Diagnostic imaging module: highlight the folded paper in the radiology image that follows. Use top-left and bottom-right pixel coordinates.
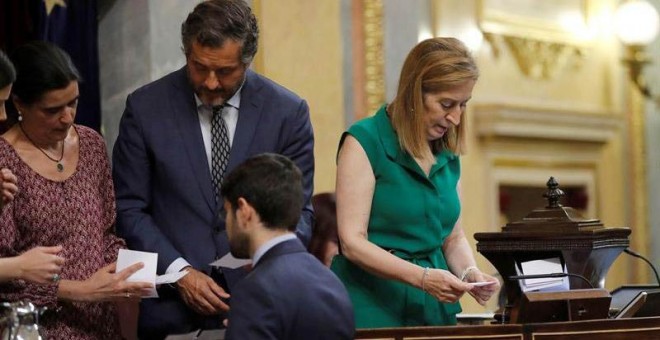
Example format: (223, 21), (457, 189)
(116, 249), (188, 298)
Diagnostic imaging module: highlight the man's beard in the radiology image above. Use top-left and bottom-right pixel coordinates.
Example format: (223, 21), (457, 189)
(195, 86), (230, 105)
(186, 68), (246, 105)
(229, 231), (251, 259)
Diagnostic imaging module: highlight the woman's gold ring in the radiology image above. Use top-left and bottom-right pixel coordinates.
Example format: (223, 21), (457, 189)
(51, 274), (60, 283)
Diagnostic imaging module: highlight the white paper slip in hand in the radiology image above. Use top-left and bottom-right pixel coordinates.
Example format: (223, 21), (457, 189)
(469, 281), (496, 287)
(116, 249), (158, 298)
(210, 252), (252, 269)
(116, 249), (189, 298)
(117, 249), (157, 283)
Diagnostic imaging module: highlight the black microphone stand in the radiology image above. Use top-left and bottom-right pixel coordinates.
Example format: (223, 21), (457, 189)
(623, 248), (660, 287)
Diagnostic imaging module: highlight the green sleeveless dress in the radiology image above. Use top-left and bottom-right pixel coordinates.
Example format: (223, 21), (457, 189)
(331, 105), (462, 328)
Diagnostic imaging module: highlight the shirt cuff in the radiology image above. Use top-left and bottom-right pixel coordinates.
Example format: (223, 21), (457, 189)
(166, 257), (191, 275)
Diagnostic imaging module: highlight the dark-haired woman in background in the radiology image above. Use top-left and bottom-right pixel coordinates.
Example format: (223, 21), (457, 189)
(0, 50), (64, 285)
(308, 193), (340, 267)
(0, 50), (18, 210)
(0, 41), (151, 339)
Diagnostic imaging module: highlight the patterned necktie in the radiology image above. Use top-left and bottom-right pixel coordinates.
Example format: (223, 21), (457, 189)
(211, 105), (231, 201)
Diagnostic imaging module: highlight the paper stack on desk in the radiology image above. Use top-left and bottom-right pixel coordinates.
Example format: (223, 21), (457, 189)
(515, 257), (570, 292)
(116, 249), (188, 298)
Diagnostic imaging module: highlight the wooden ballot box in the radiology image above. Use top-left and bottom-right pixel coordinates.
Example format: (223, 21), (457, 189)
(474, 177), (631, 324)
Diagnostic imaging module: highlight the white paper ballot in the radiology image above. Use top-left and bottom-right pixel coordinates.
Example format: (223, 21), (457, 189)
(117, 249), (157, 284)
(515, 257), (570, 292)
(116, 249), (188, 298)
(116, 249), (158, 297)
(209, 252), (252, 269)
(520, 258), (563, 286)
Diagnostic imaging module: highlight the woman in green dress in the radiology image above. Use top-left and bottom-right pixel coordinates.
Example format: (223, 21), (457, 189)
(332, 37), (500, 328)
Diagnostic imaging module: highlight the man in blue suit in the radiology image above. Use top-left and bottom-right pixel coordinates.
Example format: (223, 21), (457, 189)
(112, 0), (314, 337)
(221, 154), (353, 340)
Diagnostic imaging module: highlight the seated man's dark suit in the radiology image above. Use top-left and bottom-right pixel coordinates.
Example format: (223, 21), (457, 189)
(112, 67), (314, 337)
(225, 238), (354, 340)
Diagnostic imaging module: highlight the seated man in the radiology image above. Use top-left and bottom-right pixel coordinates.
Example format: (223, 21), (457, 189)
(221, 153), (354, 340)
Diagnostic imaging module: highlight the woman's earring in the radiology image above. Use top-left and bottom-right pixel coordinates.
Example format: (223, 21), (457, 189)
(17, 111), (22, 122)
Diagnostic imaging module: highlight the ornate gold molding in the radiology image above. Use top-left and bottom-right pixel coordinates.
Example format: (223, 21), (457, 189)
(499, 35), (585, 79)
(484, 33), (586, 79)
(477, 0), (590, 79)
(363, 0), (385, 115)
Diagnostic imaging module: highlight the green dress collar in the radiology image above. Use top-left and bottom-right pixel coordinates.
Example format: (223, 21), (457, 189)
(374, 105), (457, 181)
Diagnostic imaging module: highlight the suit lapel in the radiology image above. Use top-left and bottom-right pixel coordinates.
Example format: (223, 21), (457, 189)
(226, 70), (264, 174)
(170, 67), (216, 212)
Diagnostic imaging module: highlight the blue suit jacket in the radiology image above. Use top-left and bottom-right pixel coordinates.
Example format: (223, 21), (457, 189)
(225, 238), (354, 340)
(112, 67), (315, 337)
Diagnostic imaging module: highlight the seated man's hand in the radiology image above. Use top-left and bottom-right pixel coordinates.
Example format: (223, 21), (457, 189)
(177, 267), (230, 315)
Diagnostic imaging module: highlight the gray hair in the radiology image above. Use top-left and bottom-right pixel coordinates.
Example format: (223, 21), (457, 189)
(181, 0), (259, 65)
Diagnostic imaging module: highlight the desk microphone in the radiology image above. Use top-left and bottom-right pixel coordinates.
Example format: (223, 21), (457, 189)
(623, 248), (660, 287)
(508, 273), (594, 289)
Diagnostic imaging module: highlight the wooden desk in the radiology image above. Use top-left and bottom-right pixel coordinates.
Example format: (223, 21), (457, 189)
(354, 316), (660, 340)
(523, 317), (660, 340)
(355, 324), (524, 340)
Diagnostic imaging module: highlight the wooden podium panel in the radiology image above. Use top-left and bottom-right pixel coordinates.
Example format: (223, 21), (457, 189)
(516, 289), (611, 323)
(354, 317), (660, 340)
(354, 324), (524, 340)
(526, 317), (660, 340)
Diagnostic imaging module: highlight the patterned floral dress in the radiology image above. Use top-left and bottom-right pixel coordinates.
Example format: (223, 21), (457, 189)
(0, 125), (125, 339)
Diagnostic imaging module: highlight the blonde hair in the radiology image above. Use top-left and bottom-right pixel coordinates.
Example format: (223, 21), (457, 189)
(388, 37), (478, 160)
